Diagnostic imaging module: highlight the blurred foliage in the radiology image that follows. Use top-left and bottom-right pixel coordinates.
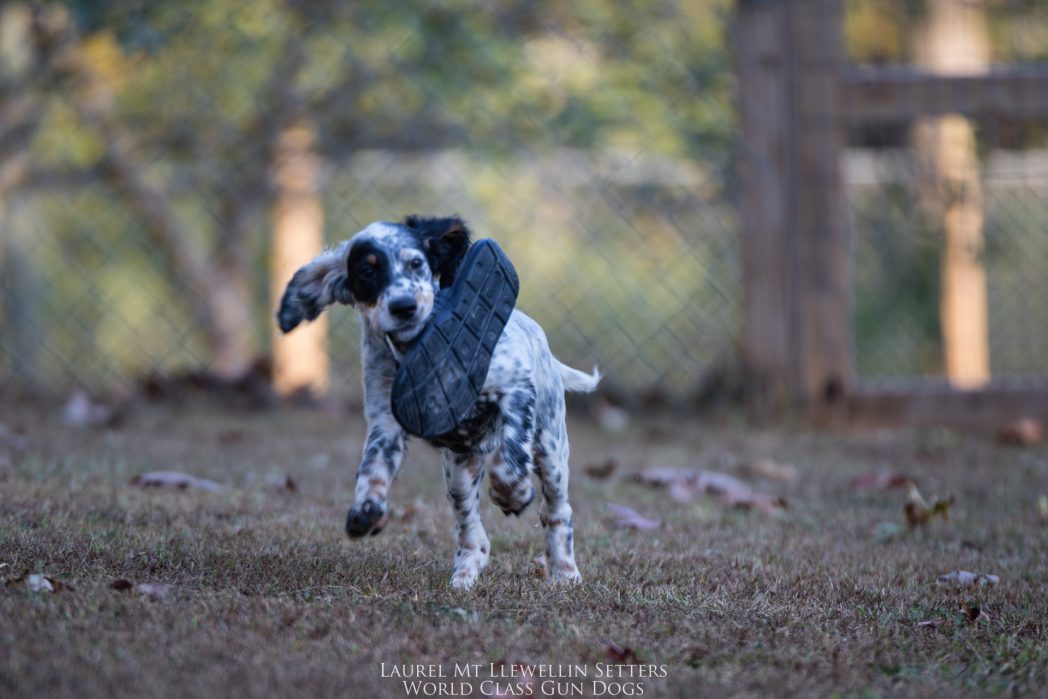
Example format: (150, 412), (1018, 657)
(47, 0), (736, 165)
(2, 0), (739, 395)
(4, 0), (1048, 395)
(845, 0), (1048, 381)
(849, 148), (1048, 381)
(850, 180), (943, 378)
(846, 0), (1048, 65)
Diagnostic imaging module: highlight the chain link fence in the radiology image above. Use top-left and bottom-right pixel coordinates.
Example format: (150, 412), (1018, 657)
(848, 146), (1048, 381)
(845, 0), (1048, 385)
(5, 0), (1048, 406)
(0, 1), (740, 404)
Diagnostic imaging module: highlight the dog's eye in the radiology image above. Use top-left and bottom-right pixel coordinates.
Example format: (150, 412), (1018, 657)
(409, 258), (425, 271)
(359, 265), (375, 280)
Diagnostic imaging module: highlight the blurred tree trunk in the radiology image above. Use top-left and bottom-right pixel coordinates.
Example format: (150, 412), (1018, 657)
(912, 0), (990, 388)
(58, 19), (260, 383)
(205, 260), (257, 380)
(93, 126), (258, 380)
(270, 119), (329, 397)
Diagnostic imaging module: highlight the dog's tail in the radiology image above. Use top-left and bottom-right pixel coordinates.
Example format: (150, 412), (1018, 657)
(556, 360), (601, 393)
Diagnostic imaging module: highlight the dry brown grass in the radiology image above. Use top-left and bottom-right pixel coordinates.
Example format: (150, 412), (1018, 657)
(2, 401), (1047, 698)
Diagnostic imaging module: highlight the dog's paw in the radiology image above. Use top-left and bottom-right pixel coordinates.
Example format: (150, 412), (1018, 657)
(345, 499), (388, 538)
(276, 275), (311, 334)
(450, 569), (480, 590)
(488, 479), (535, 517)
(450, 551), (488, 590)
(547, 559), (582, 585)
(276, 303), (304, 334)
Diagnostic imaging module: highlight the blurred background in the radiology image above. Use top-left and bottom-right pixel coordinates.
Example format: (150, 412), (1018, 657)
(1, 0), (1047, 415)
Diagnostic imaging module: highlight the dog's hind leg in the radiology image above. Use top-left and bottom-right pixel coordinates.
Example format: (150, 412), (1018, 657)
(534, 419), (581, 584)
(443, 450), (491, 589)
(488, 382), (537, 517)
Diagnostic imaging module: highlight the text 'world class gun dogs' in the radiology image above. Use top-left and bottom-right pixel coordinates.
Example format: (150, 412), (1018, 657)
(277, 215), (600, 589)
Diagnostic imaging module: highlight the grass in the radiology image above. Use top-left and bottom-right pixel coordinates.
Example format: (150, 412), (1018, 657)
(2, 401), (1048, 698)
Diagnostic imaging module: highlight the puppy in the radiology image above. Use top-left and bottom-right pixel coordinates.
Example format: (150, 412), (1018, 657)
(277, 215), (599, 588)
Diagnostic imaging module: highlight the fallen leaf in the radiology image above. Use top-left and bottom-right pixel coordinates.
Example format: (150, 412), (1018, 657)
(636, 467), (736, 500)
(904, 509), (928, 529)
(130, 471), (225, 492)
(632, 466), (691, 488)
(584, 458), (617, 480)
(703, 471), (754, 493)
(937, 570), (999, 587)
(721, 491), (788, 514)
(997, 418), (1043, 446)
(605, 641), (638, 664)
(849, 472), (914, 491)
(110, 578), (133, 591)
(593, 400), (630, 432)
(266, 474), (297, 492)
(606, 503), (661, 530)
(27, 574), (54, 593)
(61, 391), (117, 428)
(959, 602), (989, 623)
(904, 483), (953, 528)
(436, 605), (478, 622)
(135, 583), (172, 601)
(532, 555), (548, 579)
(8, 573), (71, 593)
(634, 468), (787, 514)
(931, 498), (953, 521)
(739, 458), (798, 483)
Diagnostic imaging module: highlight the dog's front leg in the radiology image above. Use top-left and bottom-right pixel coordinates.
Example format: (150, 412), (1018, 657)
(443, 451), (490, 589)
(345, 414), (405, 538)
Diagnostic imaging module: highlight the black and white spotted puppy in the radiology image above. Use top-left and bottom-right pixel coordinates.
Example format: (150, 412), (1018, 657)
(277, 215), (599, 588)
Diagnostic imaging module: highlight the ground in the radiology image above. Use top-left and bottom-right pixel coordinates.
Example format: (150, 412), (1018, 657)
(1, 400), (1047, 698)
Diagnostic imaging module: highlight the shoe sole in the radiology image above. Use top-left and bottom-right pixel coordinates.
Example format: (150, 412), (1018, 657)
(392, 239), (519, 439)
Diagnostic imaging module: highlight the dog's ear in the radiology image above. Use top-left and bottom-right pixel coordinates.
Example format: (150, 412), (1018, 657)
(276, 242), (354, 333)
(403, 215), (472, 287)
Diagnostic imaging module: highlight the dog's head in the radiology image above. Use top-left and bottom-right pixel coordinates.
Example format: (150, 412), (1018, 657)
(277, 215), (471, 343)
(347, 215), (472, 342)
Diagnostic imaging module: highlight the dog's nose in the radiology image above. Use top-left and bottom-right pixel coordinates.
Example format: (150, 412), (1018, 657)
(388, 296), (418, 320)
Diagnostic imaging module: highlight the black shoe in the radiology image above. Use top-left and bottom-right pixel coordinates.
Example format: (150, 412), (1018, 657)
(391, 239), (519, 439)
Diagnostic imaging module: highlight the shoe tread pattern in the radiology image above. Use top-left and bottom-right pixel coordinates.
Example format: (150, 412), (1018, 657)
(392, 239), (519, 439)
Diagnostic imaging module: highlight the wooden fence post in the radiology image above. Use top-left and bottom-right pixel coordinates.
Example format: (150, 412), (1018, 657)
(737, 0), (852, 410)
(791, 0), (852, 405)
(737, 0), (794, 408)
